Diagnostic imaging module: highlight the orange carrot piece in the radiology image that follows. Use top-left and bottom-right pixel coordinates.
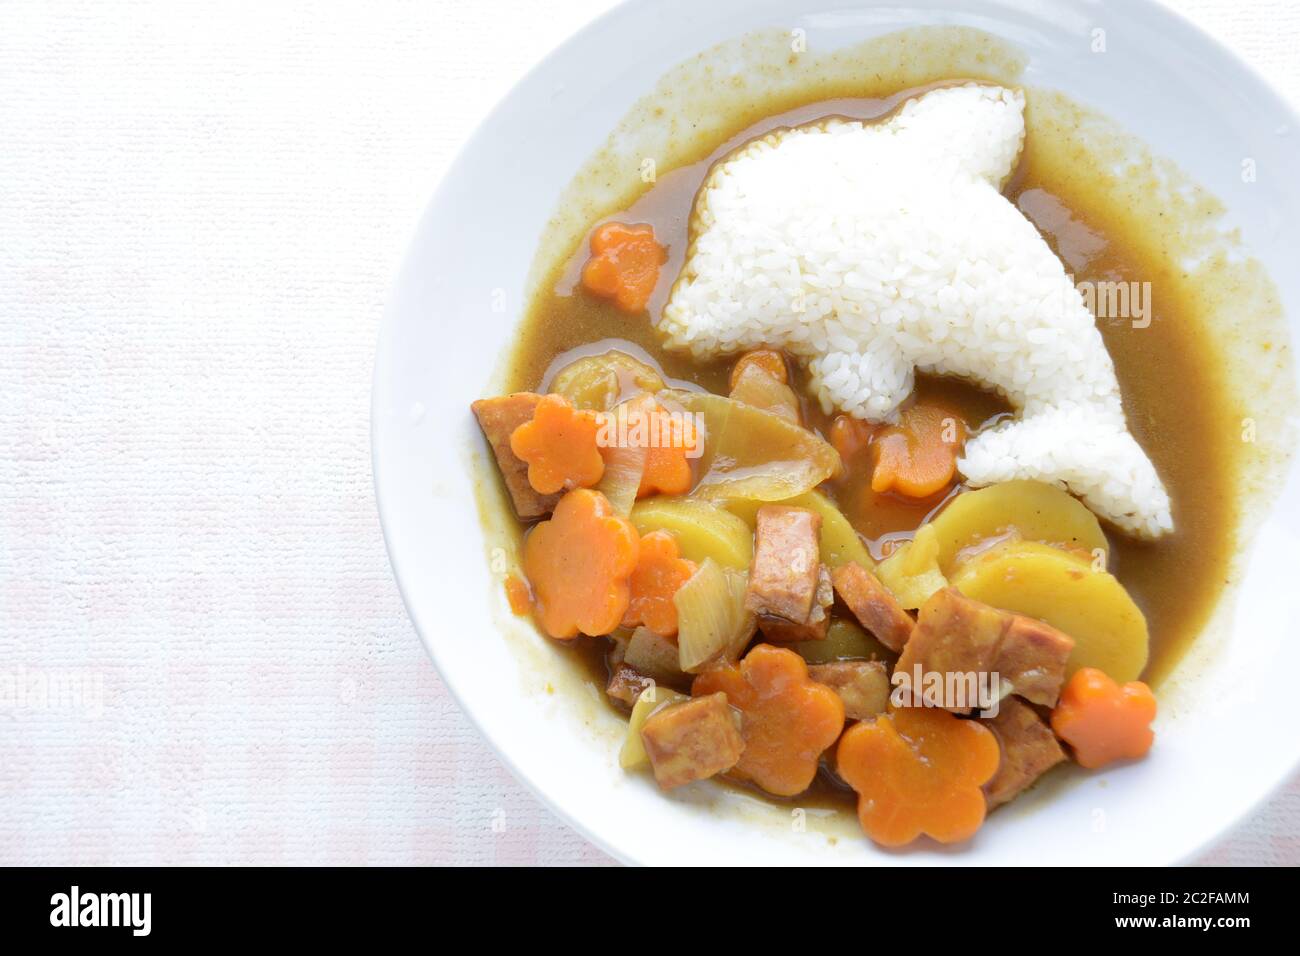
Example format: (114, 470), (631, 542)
(1050, 667), (1156, 769)
(829, 414), (876, 464)
(509, 394), (605, 495)
(580, 222), (667, 313)
(504, 574), (532, 616)
(837, 706), (1000, 847)
(637, 404), (697, 497)
(870, 402), (966, 499)
(728, 349), (789, 390)
(521, 489), (639, 639)
(692, 644), (844, 797)
(622, 530), (697, 639)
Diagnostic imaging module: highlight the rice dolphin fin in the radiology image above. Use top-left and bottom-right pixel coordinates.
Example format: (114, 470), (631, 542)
(660, 83), (1173, 538)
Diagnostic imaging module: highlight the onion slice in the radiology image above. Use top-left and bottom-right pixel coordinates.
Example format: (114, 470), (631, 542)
(674, 558), (757, 673)
(658, 389), (840, 501)
(594, 395), (654, 515)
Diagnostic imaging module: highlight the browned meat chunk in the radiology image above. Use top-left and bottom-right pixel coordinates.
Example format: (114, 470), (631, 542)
(831, 562), (915, 652)
(998, 615), (1074, 708)
(759, 614), (828, 642)
(640, 693), (745, 790)
(808, 661), (891, 721)
(758, 564), (832, 642)
(983, 697), (1066, 807)
(606, 663), (654, 709)
(897, 587), (1004, 683)
(745, 506), (822, 623)
(470, 393), (560, 519)
(897, 589), (1075, 710)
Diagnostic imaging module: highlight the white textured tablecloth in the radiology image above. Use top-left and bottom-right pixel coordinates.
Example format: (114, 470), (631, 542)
(1, 0), (1296, 866)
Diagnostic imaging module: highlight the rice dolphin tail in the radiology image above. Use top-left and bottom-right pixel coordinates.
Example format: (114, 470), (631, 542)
(661, 82), (1174, 538)
(958, 410), (1173, 539)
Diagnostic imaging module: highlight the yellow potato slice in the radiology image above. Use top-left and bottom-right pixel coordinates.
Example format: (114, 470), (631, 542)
(949, 540), (1148, 682)
(929, 480), (1109, 574)
(631, 497), (753, 570)
(874, 524), (948, 610)
(722, 489), (873, 570)
(549, 351), (664, 410)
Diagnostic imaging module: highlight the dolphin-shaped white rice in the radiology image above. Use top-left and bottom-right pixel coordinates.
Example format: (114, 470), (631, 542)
(661, 83), (1172, 538)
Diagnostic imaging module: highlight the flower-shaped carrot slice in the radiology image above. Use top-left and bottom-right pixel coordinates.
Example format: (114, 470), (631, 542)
(581, 222), (667, 313)
(522, 489), (639, 639)
(637, 404), (697, 497)
(622, 530), (697, 638)
(837, 707), (1000, 847)
(1050, 667), (1156, 769)
(509, 394), (605, 495)
(871, 403), (966, 499)
(692, 644), (845, 796)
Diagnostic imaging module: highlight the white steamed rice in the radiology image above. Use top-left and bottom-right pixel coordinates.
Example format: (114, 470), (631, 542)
(660, 83), (1173, 538)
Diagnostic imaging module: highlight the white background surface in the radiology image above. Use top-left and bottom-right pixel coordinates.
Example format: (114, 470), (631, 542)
(2, 0), (1297, 866)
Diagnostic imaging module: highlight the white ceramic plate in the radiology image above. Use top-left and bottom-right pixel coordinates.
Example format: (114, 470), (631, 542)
(374, 0), (1300, 865)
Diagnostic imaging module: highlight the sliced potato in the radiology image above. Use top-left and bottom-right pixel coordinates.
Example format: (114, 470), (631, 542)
(620, 685), (689, 770)
(631, 497), (753, 570)
(723, 489), (872, 570)
(658, 389), (839, 501)
(949, 539), (1148, 682)
(874, 524), (949, 610)
(550, 351), (664, 411)
(929, 480), (1109, 573)
(794, 617), (896, 666)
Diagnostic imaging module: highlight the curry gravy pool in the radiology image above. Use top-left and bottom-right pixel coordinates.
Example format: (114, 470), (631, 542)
(504, 85), (1240, 693)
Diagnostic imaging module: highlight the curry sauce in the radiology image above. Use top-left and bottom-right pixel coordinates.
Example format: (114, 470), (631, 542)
(504, 86), (1238, 690)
